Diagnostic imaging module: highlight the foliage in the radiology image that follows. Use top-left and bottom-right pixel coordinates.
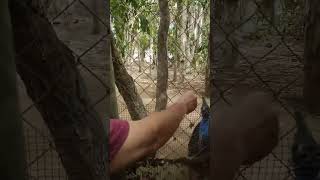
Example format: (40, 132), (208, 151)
(111, 0), (209, 74)
(111, 0), (158, 60)
(110, 0), (303, 75)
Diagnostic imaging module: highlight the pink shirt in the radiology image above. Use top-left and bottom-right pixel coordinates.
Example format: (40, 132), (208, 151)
(109, 119), (129, 162)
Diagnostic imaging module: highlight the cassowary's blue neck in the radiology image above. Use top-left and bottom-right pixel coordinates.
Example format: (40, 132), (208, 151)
(199, 116), (209, 140)
(197, 97), (210, 149)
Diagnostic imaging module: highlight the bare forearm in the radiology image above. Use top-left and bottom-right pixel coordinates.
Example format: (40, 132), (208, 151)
(110, 91), (196, 173)
(145, 102), (187, 151)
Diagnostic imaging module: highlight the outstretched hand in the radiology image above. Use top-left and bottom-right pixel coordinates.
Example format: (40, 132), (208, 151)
(175, 90), (198, 114)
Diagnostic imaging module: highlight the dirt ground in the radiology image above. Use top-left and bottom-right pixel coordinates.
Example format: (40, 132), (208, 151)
(20, 14), (320, 180)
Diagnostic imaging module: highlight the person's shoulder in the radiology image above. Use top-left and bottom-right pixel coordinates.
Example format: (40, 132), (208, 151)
(109, 119), (130, 162)
(110, 119), (129, 131)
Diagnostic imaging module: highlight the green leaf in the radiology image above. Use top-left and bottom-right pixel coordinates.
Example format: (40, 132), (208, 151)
(139, 15), (150, 34)
(126, 0), (139, 9)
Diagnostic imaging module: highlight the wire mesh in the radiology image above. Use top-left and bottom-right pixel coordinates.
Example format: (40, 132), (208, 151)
(15, 0), (109, 179)
(208, 0), (304, 179)
(17, 0), (308, 179)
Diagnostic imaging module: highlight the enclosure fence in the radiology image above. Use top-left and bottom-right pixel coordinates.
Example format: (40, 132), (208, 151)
(18, 0), (307, 179)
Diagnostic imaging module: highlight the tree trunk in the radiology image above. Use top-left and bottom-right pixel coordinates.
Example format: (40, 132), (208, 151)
(106, 1), (126, 178)
(105, 0), (119, 121)
(1, 1), (26, 179)
(111, 37), (148, 120)
(173, 1), (182, 82)
(140, 48), (146, 73)
(185, 2), (193, 75)
(105, 51), (119, 120)
(105, 0), (116, 177)
(150, 38), (154, 75)
(180, 1), (187, 83)
(173, 56), (178, 81)
(155, 0), (170, 111)
(10, 1), (108, 180)
(176, 0), (183, 82)
(153, 36), (158, 68)
(138, 39), (146, 73)
(91, 0), (101, 34)
(127, 28), (138, 63)
(138, 40), (142, 72)
(303, 0), (320, 113)
(173, 28), (178, 82)
(191, 5), (204, 68)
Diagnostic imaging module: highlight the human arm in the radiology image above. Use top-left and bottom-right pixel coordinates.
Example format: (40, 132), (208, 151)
(110, 91), (197, 174)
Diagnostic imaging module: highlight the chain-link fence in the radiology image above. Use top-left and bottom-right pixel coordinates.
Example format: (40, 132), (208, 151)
(15, 0), (109, 179)
(15, 0), (312, 179)
(206, 0), (305, 179)
(114, 0), (307, 179)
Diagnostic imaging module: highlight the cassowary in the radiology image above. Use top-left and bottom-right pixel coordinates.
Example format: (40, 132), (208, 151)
(188, 97), (210, 158)
(186, 97), (210, 179)
(292, 111), (320, 180)
(185, 91), (279, 179)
